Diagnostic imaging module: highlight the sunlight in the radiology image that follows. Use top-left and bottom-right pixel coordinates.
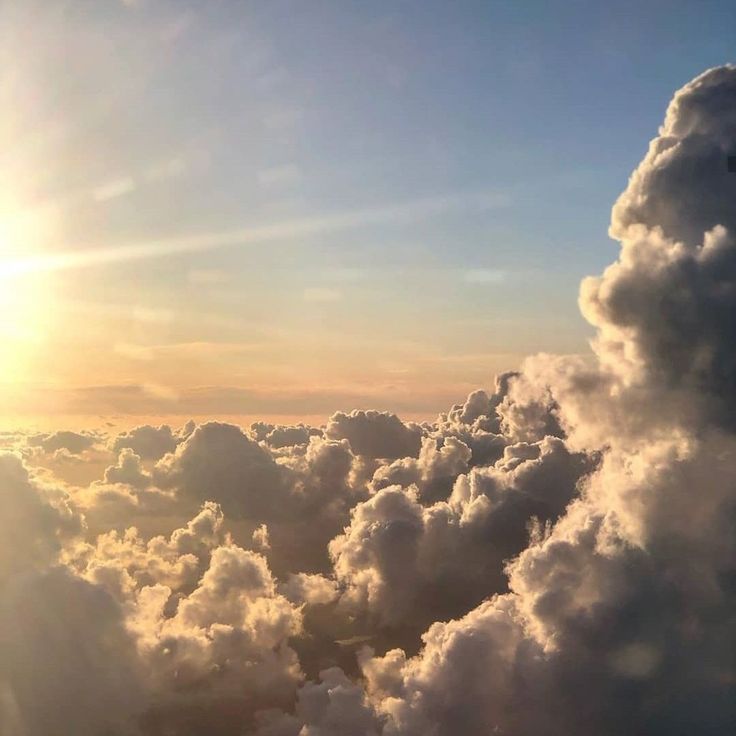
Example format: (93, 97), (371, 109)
(0, 207), (53, 383)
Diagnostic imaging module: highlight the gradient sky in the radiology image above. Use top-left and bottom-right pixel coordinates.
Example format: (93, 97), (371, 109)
(0, 0), (734, 426)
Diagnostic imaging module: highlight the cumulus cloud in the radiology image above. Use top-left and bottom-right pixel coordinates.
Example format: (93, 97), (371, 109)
(331, 435), (591, 641)
(135, 544), (304, 735)
(69, 501), (227, 598)
(0, 455), (143, 736)
(149, 425), (370, 577)
(251, 667), (382, 736)
(611, 65), (736, 247)
(0, 568), (145, 736)
(263, 424), (323, 449)
(581, 65), (736, 425)
(0, 443), (311, 735)
(112, 424), (181, 461)
(104, 447), (153, 490)
(347, 430), (736, 736)
(27, 429), (98, 455)
(582, 224), (736, 423)
(0, 453), (81, 581)
(371, 435), (472, 503)
(154, 422), (291, 520)
(434, 373), (525, 465)
(325, 410), (424, 460)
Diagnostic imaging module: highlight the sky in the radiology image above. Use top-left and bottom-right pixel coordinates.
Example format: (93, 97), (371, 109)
(1, 5), (736, 736)
(1, 0), (735, 426)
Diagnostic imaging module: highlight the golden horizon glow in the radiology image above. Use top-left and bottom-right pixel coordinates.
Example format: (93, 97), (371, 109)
(0, 190), (533, 424)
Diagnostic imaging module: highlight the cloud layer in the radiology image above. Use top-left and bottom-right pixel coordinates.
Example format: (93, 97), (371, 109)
(1, 66), (736, 735)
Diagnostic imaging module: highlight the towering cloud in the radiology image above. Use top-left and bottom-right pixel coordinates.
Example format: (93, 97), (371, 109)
(610, 65), (736, 246)
(583, 65), (736, 422)
(2, 65), (736, 735)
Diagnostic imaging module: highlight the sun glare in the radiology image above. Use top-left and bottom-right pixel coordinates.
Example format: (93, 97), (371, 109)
(0, 207), (53, 384)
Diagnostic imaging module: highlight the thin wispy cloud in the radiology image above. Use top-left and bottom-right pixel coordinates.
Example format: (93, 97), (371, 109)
(0, 190), (510, 279)
(93, 177), (137, 202)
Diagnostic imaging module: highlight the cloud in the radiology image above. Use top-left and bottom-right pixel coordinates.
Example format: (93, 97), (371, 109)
(330, 435), (591, 639)
(252, 667), (382, 736)
(147, 423), (368, 577)
(0, 453), (81, 581)
(112, 424), (181, 461)
(0, 568), (145, 736)
(93, 176), (136, 202)
(70, 502), (227, 598)
(371, 435), (472, 504)
(27, 430), (98, 455)
(3, 66), (736, 736)
(261, 424), (323, 449)
(610, 65), (736, 247)
(0, 458), (308, 735)
(0, 190), (510, 280)
(581, 65), (736, 424)
(349, 430), (736, 736)
(135, 544), (304, 734)
(103, 448), (152, 490)
(325, 410), (424, 460)
(153, 422), (292, 520)
(581, 224), (736, 425)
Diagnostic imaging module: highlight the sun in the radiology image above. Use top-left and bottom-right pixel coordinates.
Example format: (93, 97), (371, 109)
(0, 268), (38, 335)
(0, 206), (54, 384)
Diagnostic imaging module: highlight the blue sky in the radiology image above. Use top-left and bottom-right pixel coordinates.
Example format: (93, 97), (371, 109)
(1, 0), (734, 422)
